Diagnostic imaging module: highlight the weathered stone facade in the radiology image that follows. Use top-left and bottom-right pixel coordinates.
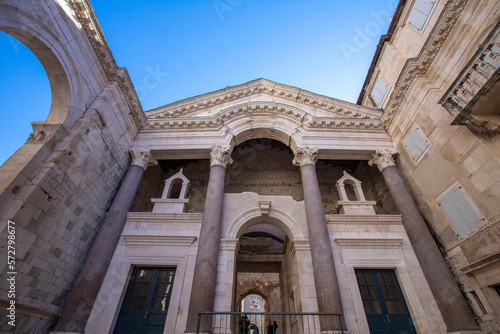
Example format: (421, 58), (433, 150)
(0, 0), (498, 333)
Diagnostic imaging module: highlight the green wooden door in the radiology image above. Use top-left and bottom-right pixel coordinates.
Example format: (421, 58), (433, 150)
(355, 270), (417, 334)
(114, 267), (176, 334)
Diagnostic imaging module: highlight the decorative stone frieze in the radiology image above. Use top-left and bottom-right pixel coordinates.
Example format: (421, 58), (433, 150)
(130, 150), (158, 170)
(381, 0), (470, 127)
(210, 145), (233, 168)
(368, 149), (398, 172)
(142, 102), (386, 132)
(292, 146), (319, 167)
(308, 117), (384, 130)
(146, 78), (382, 120)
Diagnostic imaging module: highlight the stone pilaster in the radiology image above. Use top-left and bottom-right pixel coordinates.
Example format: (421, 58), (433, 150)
(369, 149), (479, 332)
(52, 150), (157, 333)
(185, 145), (232, 333)
(293, 146), (344, 330)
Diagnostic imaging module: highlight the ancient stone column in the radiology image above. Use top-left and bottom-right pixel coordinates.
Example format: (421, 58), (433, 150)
(293, 147), (344, 330)
(369, 149), (479, 332)
(52, 150), (157, 334)
(185, 145), (233, 333)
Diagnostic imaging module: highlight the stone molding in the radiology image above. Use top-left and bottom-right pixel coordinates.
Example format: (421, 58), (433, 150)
(219, 239), (239, 251)
(291, 239), (311, 253)
(368, 149), (398, 172)
(335, 238), (403, 249)
(146, 78), (382, 120)
(381, 0), (470, 127)
(210, 145), (233, 168)
(292, 146), (318, 167)
(326, 214), (402, 224)
(122, 235), (197, 247)
(142, 102), (385, 132)
(69, 0), (146, 130)
(129, 150), (158, 170)
(27, 121), (70, 148)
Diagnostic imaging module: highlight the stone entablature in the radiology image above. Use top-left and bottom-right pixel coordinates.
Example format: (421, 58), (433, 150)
(134, 81), (394, 161)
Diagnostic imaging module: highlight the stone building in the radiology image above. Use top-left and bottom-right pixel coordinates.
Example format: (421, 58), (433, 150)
(0, 0), (498, 333)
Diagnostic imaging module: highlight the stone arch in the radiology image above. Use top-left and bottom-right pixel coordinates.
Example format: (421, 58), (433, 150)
(226, 208), (304, 241)
(0, 3), (86, 127)
(218, 102), (307, 150)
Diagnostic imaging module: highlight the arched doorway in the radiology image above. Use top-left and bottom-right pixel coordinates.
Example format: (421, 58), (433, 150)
(233, 220), (298, 333)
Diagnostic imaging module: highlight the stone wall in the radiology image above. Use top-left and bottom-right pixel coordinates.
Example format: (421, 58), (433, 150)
(0, 117), (133, 332)
(0, 1), (141, 332)
(358, 0), (500, 331)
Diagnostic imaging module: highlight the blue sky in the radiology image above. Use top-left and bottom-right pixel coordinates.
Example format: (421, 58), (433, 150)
(0, 0), (396, 165)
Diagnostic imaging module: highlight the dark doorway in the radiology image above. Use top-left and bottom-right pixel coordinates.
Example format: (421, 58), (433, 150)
(114, 267), (176, 334)
(355, 269), (416, 334)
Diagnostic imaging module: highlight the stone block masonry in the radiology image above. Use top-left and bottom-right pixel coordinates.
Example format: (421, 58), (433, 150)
(0, 122), (131, 332)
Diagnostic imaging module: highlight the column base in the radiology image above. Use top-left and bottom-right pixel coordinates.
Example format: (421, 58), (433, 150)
(49, 332), (84, 334)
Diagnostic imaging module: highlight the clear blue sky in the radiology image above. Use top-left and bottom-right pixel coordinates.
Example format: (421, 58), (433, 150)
(0, 0), (397, 165)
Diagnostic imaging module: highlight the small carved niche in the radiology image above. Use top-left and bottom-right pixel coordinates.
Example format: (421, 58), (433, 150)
(152, 169), (191, 213)
(161, 169), (190, 199)
(336, 171), (366, 202)
(334, 171), (376, 215)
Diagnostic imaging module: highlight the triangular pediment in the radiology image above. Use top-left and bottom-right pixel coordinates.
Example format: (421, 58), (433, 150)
(145, 78), (382, 120)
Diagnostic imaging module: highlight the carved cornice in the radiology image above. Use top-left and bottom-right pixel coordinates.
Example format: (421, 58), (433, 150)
(292, 146), (319, 167)
(335, 238), (403, 249)
(69, 0), (146, 130)
(142, 102), (385, 132)
(210, 145), (233, 168)
(146, 79), (382, 120)
(27, 121), (70, 148)
(368, 149), (399, 172)
(130, 150), (158, 169)
(308, 117), (385, 131)
(381, 0), (469, 127)
(122, 235), (197, 247)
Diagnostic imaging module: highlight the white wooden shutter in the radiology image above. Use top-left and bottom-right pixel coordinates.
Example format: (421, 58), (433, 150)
(405, 126), (429, 161)
(408, 0), (435, 30)
(372, 75), (388, 107)
(438, 186), (484, 236)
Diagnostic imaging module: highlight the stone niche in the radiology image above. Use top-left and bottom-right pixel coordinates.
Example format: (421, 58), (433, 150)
(151, 169), (191, 213)
(333, 171), (376, 215)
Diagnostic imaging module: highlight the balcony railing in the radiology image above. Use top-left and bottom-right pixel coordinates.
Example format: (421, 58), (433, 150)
(196, 311), (345, 334)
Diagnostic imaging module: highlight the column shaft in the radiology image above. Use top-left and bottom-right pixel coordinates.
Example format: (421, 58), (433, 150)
(300, 164), (344, 318)
(53, 164), (146, 333)
(381, 165), (478, 331)
(185, 146), (231, 333)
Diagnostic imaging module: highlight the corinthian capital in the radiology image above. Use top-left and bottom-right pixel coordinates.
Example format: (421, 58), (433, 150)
(130, 150), (158, 170)
(292, 146), (319, 167)
(210, 145), (233, 168)
(368, 149), (398, 172)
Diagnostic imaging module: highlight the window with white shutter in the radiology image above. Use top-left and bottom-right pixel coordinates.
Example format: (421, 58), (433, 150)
(404, 126), (429, 161)
(371, 74), (388, 107)
(407, 0), (435, 30)
(438, 185), (484, 237)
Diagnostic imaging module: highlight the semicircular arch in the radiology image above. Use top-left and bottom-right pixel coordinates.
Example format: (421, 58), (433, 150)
(226, 207), (304, 241)
(216, 101), (310, 149)
(0, 4), (85, 127)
